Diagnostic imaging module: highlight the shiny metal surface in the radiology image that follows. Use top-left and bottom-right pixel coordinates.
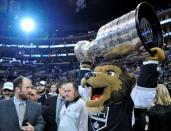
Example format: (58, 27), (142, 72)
(74, 2), (163, 63)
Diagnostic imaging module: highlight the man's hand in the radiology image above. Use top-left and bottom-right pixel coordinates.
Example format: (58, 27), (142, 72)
(21, 122), (34, 131)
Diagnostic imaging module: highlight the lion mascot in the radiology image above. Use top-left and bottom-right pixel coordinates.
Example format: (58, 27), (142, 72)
(74, 2), (164, 130)
(131, 47), (165, 131)
(81, 62), (136, 131)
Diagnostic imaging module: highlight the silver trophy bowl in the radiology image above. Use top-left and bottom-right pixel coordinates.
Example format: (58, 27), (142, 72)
(74, 2), (163, 63)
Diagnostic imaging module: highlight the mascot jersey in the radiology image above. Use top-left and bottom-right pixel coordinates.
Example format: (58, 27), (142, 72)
(81, 64), (136, 131)
(88, 97), (133, 131)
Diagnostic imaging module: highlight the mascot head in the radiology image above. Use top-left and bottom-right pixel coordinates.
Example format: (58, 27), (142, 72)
(81, 63), (136, 112)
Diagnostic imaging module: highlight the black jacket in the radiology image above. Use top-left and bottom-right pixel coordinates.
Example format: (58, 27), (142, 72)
(147, 104), (171, 131)
(43, 95), (57, 131)
(38, 93), (51, 105)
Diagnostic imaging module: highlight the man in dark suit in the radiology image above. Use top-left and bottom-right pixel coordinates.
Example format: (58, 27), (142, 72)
(0, 76), (45, 131)
(43, 82), (65, 131)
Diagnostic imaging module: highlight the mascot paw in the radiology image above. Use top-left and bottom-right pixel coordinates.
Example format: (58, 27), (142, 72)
(80, 61), (92, 69)
(148, 47), (165, 61)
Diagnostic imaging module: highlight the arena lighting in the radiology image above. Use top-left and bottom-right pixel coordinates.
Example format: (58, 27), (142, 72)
(160, 18), (171, 25)
(31, 54), (41, 57)
(21, 18), (35, 32)
(50, 44), (76, 48)
(68, 53), (75, 56)
(23, 54), (75, 57)
(57, 54), (67, 56)
(163, 32), (171, 37)
(42, 54), (49, 57)
(38, 45), (49, 48)
(50, 45), (65, 48)
(66, 44), (76, 47)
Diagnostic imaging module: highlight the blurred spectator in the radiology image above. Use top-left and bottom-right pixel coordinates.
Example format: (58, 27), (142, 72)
(29, 88), (39, 103)
(1, 82), (14, 100)
(131, 57), (162, 131)
(48, 83), (57, 96)
(147, 84), (171, 131)
(43, 82), (66, 131)
(37, 80), (51, 105)
(0, 88), (2, 99)
(78, 61), (92, 100)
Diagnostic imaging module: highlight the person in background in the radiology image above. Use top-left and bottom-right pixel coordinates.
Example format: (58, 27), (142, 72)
(1, 82), (14, 100)
(29, 88), (39, 103)
(58, 82), (88, 131)
(131, 47), (165, 131)
(147, 84), (171, 131)
(37, 80), (51, 105)
(0, 88), (3, 99)
(0, 76), (45, 131)
(78, 61), (92, 100)
(48, 83), (57, 96)
(43, 82), (66, 131)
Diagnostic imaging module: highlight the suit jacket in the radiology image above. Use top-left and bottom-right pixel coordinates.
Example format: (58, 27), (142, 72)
(43, 95), (57, 131)
(0, 98), (45, 131)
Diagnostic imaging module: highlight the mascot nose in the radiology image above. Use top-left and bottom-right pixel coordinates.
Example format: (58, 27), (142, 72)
(85, 72), (96, 80)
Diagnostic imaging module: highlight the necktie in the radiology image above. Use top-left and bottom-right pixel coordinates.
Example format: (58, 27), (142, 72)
(56, 99), (63, 125)
(19, 103), (26, 126)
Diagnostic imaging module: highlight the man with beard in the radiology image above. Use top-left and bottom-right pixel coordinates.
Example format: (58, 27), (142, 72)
(0, 76), (45, 131)
(1, 82), (14, 100)
(37, 80), (51, 105)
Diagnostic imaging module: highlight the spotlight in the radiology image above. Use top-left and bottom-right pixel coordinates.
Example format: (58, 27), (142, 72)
(21, 18), (35, 32)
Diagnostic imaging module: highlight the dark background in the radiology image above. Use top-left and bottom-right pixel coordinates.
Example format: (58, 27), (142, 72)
(0, 0), (170, 37)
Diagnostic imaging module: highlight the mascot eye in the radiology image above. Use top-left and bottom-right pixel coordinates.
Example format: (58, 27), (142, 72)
(107, 71), (115, 76)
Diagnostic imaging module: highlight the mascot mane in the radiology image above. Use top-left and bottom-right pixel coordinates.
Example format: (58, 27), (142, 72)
(81, 62), (136, 112)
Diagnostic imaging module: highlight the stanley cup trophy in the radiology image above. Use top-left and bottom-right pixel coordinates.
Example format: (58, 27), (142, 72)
(74, 2), (163, 63)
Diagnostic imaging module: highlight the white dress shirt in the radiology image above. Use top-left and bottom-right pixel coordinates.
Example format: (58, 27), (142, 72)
(58, 98), (88, 131)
